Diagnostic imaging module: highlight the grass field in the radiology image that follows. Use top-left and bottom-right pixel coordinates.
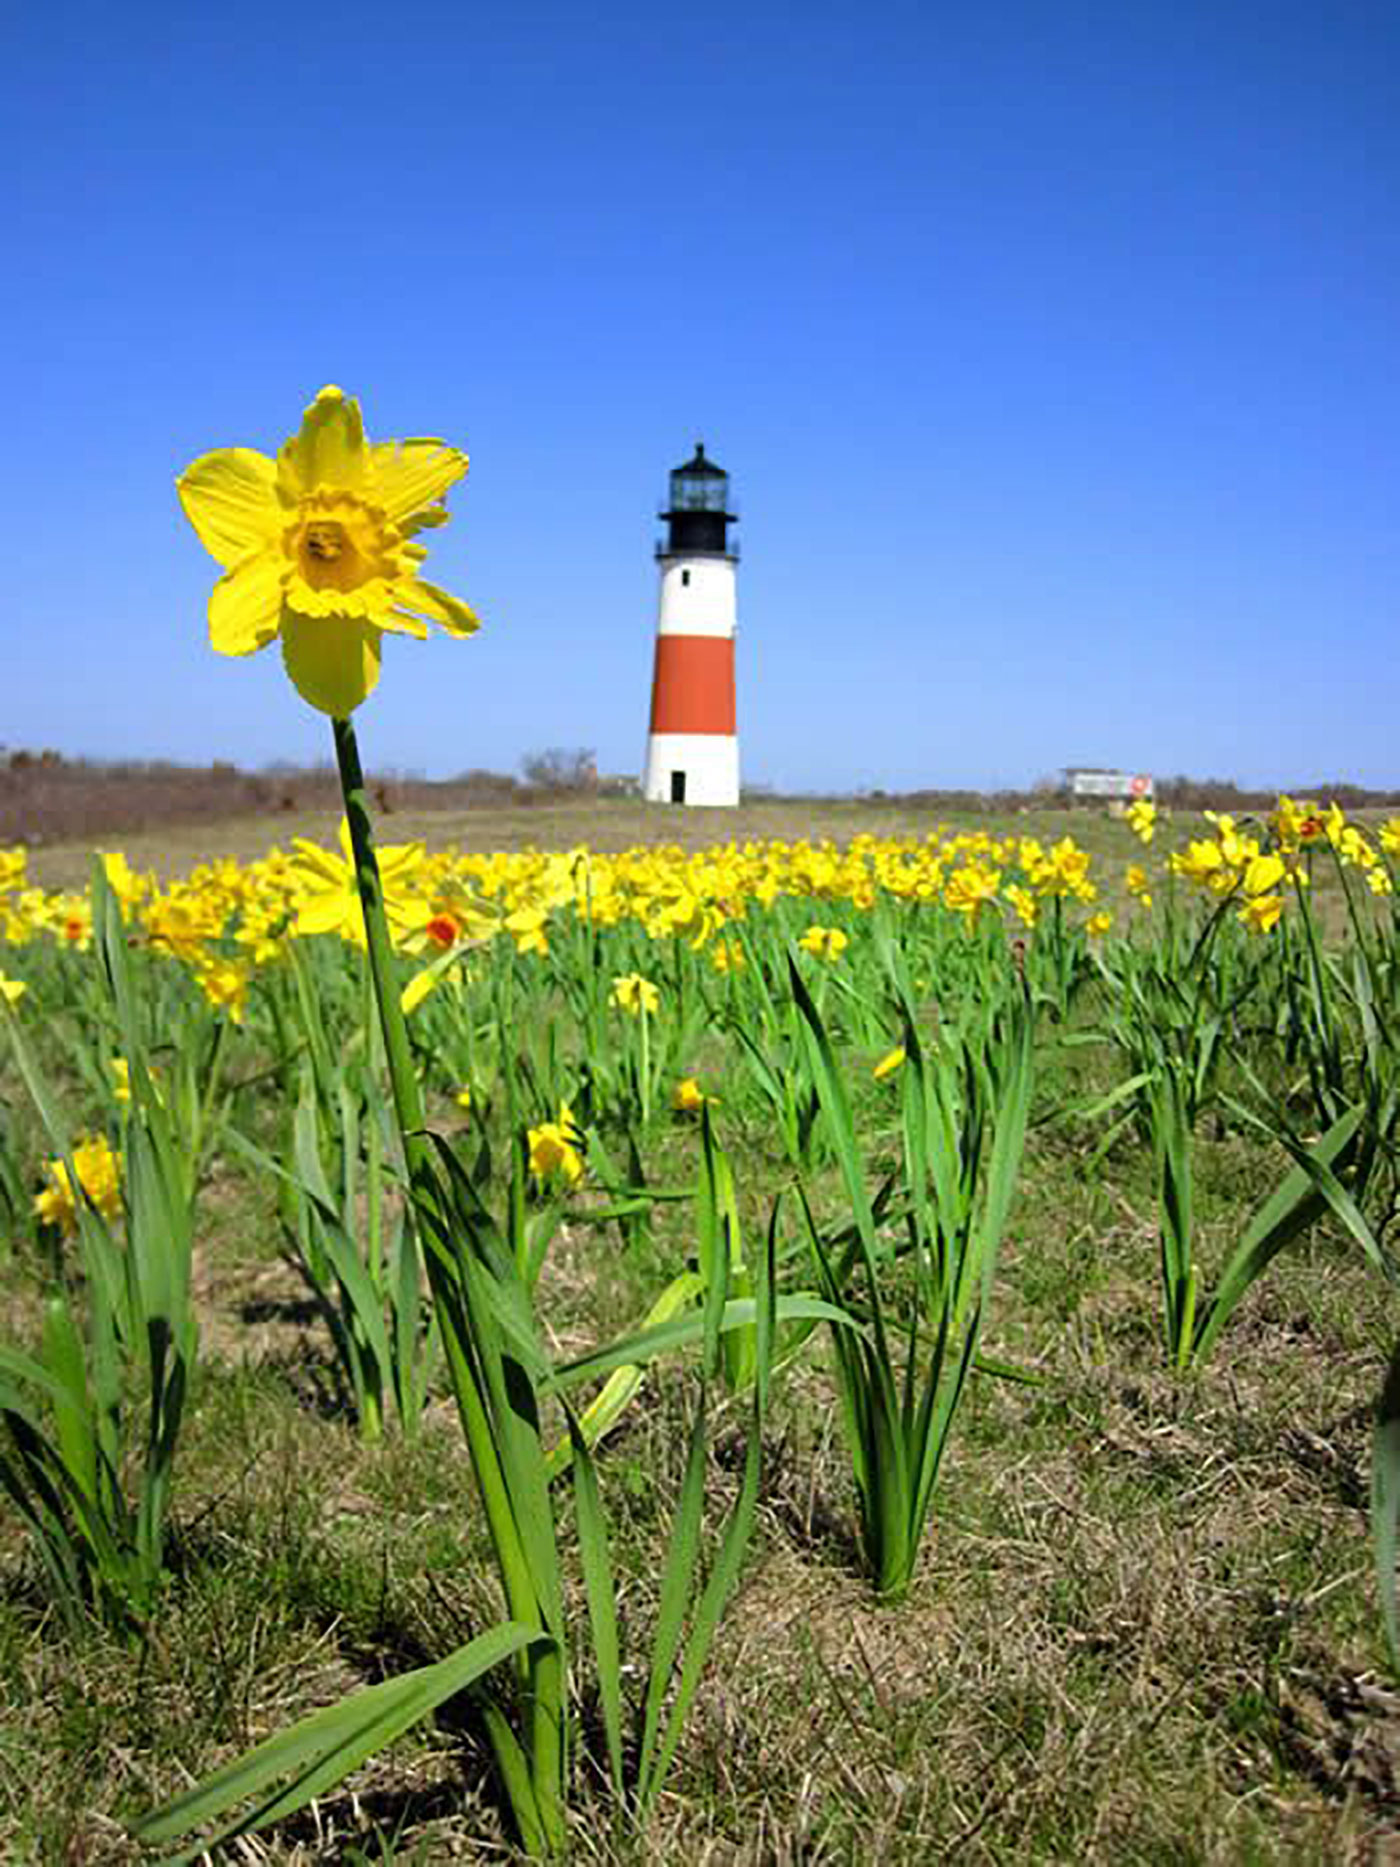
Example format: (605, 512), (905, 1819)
(2, 796), (1398, 1862)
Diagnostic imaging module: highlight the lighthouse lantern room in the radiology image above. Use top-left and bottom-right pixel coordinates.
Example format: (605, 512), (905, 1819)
(643, 443), (740, 807)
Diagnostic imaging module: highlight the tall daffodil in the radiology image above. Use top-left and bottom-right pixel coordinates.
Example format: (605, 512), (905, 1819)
(177, 386), (477, 715)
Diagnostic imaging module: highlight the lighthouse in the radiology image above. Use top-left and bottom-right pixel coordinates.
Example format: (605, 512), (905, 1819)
(643, 443), (740, 807)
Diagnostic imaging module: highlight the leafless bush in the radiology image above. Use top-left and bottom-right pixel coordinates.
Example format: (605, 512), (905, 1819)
(519, 747), (598, 795)
(0, 751), (530, 845)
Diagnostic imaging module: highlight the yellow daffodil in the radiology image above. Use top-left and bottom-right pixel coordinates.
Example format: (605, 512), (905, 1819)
(505, 904), (551, 956)
(1125, 800), (1156, 844)
(1273, 796), (1318, 851)
(34, 1135), (123, 1234)
(1238, 892), (1284, 935)
(797, 925), (849, 961)
(872, 1044), (906, 1080)
(177, 385), (478, 716)
(0, 848), (28, 892)
(1241, 853), (1286, 899)
(673, 1076), (718, 1113)
(710, 939), (746, 973)
(1085, 911), (1113, 939)
(1170, 839), (1227, 889)
(196, 955), (250, 1023)
(943, 867), (1001, 917)
(1125, 863), (1154, 909)
(101, 852), (151, 911)
(1004, 883), (1038, 928)
(47, 895), (94, 950)
(528, 1103), (585, 1187)
(144, 890), (225, 962)
(1379, 818), (1400, 857)
(288, 821), (426, 947)
(109, 1057), (164, 1105)
(454, 1086), (474, 1113)
(611, 973), (659, 1016)
(0, 970), (27, 1007)
(1337, 826), (1377, 870)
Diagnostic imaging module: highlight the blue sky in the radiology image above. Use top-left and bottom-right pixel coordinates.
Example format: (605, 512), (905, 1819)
(3, 1), (1395, 793)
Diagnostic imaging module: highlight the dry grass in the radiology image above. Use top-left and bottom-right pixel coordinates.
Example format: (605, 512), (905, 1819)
(3, 1093), (1396, 1863)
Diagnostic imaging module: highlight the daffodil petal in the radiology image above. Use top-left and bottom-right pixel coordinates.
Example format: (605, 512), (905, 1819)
(280, 608), (381, 716)
(177, 448), (281, 567)
(370, 440), (469, 522)
(208, 549), (284, 655)
(397, 578), (481, 638)
(296, 895), (357, 937)
(400, 507), (450, 539)
(279, 386), (366, 499)
(377, 609), (430, 641)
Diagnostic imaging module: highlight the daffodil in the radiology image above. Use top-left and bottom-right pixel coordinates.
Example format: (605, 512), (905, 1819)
(872, 1044), (906, 1080)
(505, 904), (551, 956)
(144, 890), (225, 962)
(1272, 796), (1320, 851)
(177, 385), (478, 716)
(288, 821), (426, 947)
(1125, 863), (1154, 909)
(109, 1057), (164, 1105)
(1170, 839), (1227, 890)
(797, 925), (849, 960)
(943, 867), (1001, 918)
(34, 1135), (123, 1234)
(0, 970), (27, 1007)
(611, 973), (659, 1016)
(673, 1076), (717, 1113)
(1125, 800), (1157, 844)
(1241, 853), (1286, 898)
(101, 852), (151, 911)
(1004, 883), (1038, 928)
(710, 939), (746, 973)
(1238, 893), (1284, 935)
(528, 1103), (585, 1187)
(196, 955), (250, 1023)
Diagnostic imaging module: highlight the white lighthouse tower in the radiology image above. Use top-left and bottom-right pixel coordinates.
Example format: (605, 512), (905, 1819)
(643, 443), (740, 807)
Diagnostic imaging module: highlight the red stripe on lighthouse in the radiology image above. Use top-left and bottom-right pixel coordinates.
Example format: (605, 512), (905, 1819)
(649, 635), (736, 735)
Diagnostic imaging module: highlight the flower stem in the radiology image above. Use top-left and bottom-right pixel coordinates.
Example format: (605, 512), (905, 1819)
(331, 714), (565, 1855)
(331, 718), (428, 1155)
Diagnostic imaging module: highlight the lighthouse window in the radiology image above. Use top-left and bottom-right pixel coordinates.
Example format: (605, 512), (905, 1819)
(680, 569), (691, 586)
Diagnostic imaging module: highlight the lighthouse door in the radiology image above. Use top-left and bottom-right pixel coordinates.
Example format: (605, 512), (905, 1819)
(670, 770), (687, 804)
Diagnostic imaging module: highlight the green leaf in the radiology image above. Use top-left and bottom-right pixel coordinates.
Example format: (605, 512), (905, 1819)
(551, 1295), (855, 1392)
(1192, 1105), (1366, 1364)
(565, 1411), (625, 1798)
(1374, 1339), (1400, 1672)
(134, 1622), (539, 1856)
